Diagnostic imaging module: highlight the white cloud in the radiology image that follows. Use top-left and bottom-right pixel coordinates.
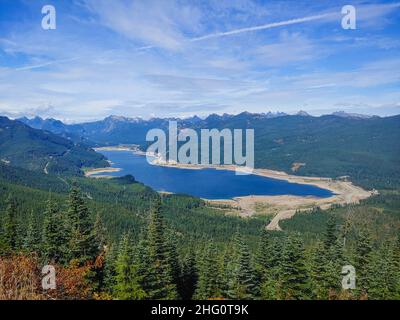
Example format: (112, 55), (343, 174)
(83, 0), (201, 50)
(254, 32), (323, 66)
(292, 58), (400, 89)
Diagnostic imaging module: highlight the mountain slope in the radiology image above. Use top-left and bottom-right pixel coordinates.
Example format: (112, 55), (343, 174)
(213, 114), (400, 189)
(0, 116), (109, 175)
(177, 112), (399, 189)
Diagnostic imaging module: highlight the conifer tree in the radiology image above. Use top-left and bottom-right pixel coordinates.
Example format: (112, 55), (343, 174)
(113, 234), (146, 300)
(321, 217), (344, 297)
(194, 241), (221, 299)
(165, 231), (182, 297)
(310, 241), (328, 299)
(93, 213), (107, 252)
(143, 199), (178, 299)
(268, 238), (283, 277)
(393, 235), (400, 299)
(23, 209), (39, 252)
(354, 229), (373, 297)
(260, 273), (277, 300)
(179, 251), (198, 300)
(324, 216), (337, 251)
(2, 195), (18, 253)
(227, 232), (259, 300)
(259, 236), (282, 300)
(102, 243), (118, 295)
(42, 199), (67, 264)
(367, 242), (396, 300)
(66, 186), (99, 264)
(255, 229), (271, 279)
(220, 245), (234, 298)
(279, 234), (309, 299)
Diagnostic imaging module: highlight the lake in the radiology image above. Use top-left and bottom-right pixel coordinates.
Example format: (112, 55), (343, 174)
(94, 150), (334, 200)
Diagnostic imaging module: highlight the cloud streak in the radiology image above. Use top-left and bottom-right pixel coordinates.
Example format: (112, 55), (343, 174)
(190, 12), (336, 42)
(15, 57), (81, 71)
(189, 2), (400, 42)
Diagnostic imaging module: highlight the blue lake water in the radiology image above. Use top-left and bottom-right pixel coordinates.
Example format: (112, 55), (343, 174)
(94, 150), (334, 200)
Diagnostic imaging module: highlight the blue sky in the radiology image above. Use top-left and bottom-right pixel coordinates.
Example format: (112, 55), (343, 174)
(0, 0), (399, 122)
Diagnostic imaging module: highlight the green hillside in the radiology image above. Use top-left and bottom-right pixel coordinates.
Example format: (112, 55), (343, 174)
(1, 161), (398, 300)
(0, 116), (109, 175)
(202, 114), (400, 189)
(0, 161), (266, 251)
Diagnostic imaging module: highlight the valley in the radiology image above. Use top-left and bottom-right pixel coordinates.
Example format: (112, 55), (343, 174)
(88, 146), (374, 230)
(1, 113), (399, 300)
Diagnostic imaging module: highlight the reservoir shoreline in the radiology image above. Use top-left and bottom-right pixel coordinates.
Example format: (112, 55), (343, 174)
(86, 145), (375, 230)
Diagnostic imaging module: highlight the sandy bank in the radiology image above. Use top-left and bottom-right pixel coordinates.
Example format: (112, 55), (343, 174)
(84, 167), (121, 177)
(94, 145), (139, 152)
(155, 161), (375, 230)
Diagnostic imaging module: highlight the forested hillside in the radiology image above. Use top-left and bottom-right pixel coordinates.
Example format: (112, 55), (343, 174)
(1, 176), (399, 300)
(0, 117), (108, 175)
(190, 113), (400, 189)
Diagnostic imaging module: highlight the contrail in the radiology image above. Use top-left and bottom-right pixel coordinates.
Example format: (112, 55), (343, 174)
(190, 12), (337, 42)
(15, 57), (80, 71)
(190, 2), (400, 42)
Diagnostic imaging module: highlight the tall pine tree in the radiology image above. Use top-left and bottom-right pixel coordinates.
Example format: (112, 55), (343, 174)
(65, 186), (99, 264)
(319, 216), (344, 298)
(23, 209), (39, 252)
(179, 250), (198, 300)
(142, 199), (178, 299)
(227, 232), (259, 300)
(310, 241), (329, 299)
(279, 234), (309, 299)
(113, 234), (146, 300)
(255, 229), (271, 280)
(42, 199), (68, 264)
(367, 242), (396, 299)
(194, 241), (222, 299)
(1, 195), (18, 254)
(354, 229), (373, 298)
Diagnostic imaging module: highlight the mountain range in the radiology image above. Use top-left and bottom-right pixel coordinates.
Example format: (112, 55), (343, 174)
(17, 111), (375, 144)
(3, 110), (399, 189)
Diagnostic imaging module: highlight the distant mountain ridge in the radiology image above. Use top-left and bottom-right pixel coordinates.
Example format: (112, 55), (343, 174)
(331, 111), (377, 119)
(17, 112), (289, 146)
(17, 110), (379, 131)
